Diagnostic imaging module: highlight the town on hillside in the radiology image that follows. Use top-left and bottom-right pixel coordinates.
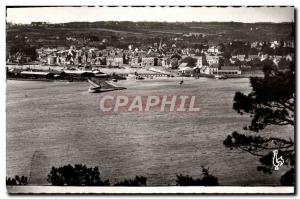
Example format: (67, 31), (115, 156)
(6, 21), (294, 80)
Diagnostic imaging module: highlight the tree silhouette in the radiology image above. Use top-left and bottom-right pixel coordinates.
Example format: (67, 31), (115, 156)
(176, 167), (219, 186)
(180, 56), (197, 67)
(10, 45), (38, 61)
(114, 176), (147, 186)
(6, 175), (28, 185)
(47, 164), (110, 186)
(223, 58), (295, 185)
(171, 54), (182, 60)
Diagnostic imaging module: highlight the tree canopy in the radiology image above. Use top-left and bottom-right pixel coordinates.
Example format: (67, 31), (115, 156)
(176, 167), (219, 186)
(223, 58), (295, 185)
(47, 164), (110, 186)
(180, 56), (197, 67)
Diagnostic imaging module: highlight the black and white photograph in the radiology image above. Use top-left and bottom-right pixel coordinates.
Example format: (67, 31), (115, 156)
(5, 6), (295, 194)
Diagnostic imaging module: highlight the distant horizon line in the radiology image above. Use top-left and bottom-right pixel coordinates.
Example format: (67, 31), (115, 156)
(7, 6), (294, 24)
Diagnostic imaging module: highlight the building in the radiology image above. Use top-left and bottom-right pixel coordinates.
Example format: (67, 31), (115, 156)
(283, 41), (294, 48)
(250, 42), (259, 48)
(207, 46), (219, 54)
(232, 54), (246, 61)
(260, 54), (269, 61)
(161, 57), (170, 67)
(286, 54), (293, 62)
(273, 55), (283, 66)
(240, 65), (264, 76)
(178, 66), (193, 76)
(47, 56), (57, 65)
(155, 58), (162, 66)
(206, 55), (219, 65)
(178, 62), (188, 70)
(31, 22), (48, 27)
(114, 57), (123, 66)
(141, 57), (154, 67)
(106, 56), (123, 67)
(201, 64), (218, 75)
(270, 41), (280, 49)
(130, 57), (141, 67)
(195, 56), (202, 67)
(215, 66), (242, 75)
(94, 57), (102, 66)
(247, 54), (260, 61)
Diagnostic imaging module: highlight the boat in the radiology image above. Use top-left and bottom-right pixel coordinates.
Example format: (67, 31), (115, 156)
(88, 87), (103, 93)
(87, 78), (126, 93)
(214, 74), (221, 79)
(214, 74), (227, 79)
(136, 76), (145, 80)
(179, 80), (184, 85)
(88, 78), (103, 93)
(92, 69), (101, 74)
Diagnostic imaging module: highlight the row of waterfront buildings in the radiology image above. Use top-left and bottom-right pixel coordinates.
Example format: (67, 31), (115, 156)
(7, 39), (294, 77)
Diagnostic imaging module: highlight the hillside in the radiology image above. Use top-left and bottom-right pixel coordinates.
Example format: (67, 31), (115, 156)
(6, 21), (294, 51)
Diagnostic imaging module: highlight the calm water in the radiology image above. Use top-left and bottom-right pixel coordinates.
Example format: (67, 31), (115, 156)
(6, 78), (292, 185)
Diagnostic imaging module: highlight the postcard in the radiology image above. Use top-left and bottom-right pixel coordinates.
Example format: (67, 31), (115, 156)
(6, 6), (295, 194)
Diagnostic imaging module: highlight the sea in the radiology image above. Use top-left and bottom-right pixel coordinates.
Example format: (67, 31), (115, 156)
(6, 77), (293, 186)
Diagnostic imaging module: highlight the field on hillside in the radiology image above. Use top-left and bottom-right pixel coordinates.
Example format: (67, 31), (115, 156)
(7, 22), (294, 51)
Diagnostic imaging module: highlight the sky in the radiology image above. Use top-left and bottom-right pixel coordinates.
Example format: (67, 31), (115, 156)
(6, 6), (294, 24)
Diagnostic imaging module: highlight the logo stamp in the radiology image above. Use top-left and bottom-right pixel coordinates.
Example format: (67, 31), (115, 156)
(273, 150), (284, 170)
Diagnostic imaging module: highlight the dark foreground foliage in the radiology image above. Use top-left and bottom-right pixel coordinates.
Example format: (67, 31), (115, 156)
(6, 175), (28, 185)
(224, 58), (295, 186)
(9, 165), (218, 186)
(114, 176), (147, 186)
(280, 168), (295, 186)
(176, 167), (219, 186)
(47, 164), (110, 186)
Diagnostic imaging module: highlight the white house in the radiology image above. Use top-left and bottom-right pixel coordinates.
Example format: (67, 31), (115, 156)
(201, 64), (218, 75)
(193, 56), (202, 68)
(206, 55), (220, 65)
(207, 46), (219, 54)
(141, 57), (154, 67)
(106, 56), (123, 67)
(130, 57), (141, 67)
(178, 66), (193, 76)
